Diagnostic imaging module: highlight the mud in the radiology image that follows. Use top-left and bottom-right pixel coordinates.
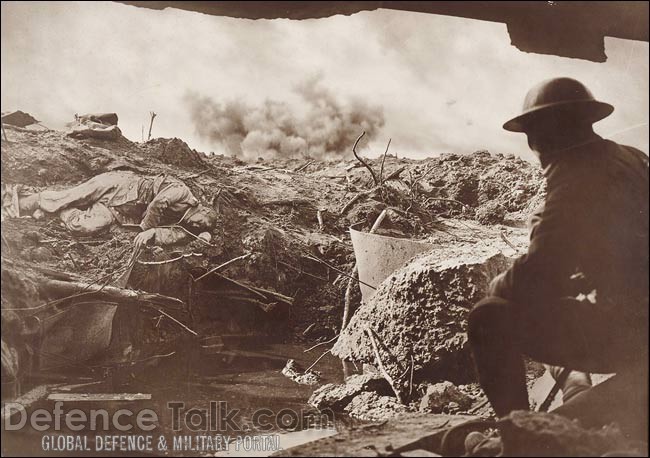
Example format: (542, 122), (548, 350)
(141, 137), (207, 169)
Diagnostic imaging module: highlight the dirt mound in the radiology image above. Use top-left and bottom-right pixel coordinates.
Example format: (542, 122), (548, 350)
(429, 151), (545, 219)
(329, 151), (545, 226)
(1, 127), (544, 348)
(141, 137), (206, 169)
(331, 246), (513, 384)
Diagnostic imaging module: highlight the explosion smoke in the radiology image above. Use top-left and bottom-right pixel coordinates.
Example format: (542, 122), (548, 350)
(185, 76), (385, 160)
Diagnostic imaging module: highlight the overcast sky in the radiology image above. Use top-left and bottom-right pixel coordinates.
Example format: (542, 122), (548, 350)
(2, 1), (648, 161)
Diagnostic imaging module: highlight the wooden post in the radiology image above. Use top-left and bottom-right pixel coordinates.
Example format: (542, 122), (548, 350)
(147, 111), (157, 141)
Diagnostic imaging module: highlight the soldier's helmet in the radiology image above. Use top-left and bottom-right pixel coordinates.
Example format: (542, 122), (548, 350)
(503, 77), (613, 133)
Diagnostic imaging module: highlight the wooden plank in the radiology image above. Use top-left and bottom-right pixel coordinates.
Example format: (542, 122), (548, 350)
(47, 393), (151, 402)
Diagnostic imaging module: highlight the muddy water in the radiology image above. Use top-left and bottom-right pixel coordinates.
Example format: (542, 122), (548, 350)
(2, 343), (347, 457)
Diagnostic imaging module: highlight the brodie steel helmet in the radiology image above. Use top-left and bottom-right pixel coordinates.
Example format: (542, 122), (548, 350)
(503, 77), (614, 133)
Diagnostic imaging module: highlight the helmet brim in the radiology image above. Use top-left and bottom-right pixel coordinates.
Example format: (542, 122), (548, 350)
(503, 100), (614, 133)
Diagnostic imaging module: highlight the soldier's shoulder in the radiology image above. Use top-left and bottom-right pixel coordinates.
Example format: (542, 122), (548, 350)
(605, 139), (648, 162)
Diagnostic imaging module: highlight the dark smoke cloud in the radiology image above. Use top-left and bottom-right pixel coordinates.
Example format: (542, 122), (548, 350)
(185, 75), (384, 160)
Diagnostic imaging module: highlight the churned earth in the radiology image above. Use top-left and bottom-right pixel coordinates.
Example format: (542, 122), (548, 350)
(2, 124), (571, 456)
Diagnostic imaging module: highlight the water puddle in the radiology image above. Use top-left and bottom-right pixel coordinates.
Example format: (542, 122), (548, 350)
(2, 342), (347, 456)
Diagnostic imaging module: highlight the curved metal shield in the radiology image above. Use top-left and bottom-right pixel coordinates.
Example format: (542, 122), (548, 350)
(350, 228), (435, 301)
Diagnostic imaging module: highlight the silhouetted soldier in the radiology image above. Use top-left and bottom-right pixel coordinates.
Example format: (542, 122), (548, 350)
(468, 78), (648, 437)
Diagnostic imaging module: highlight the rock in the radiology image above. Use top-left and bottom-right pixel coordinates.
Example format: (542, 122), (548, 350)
(419, 381), (473, 414)
(308, 373), (391, 411)
(281, 359), (320, 386)
(332, 248), (512, 383)
(344, 391), (407, 422)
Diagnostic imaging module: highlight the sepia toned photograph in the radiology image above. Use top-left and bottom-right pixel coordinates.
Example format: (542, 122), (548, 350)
(1, 1), (648, 456)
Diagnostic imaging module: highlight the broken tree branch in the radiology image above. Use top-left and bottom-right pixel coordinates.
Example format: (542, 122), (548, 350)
(137, 252), (203, 265)
(211, 272), (293, 306)
(500, 230), (520, 254)
(146, 307), (197, 336)
(40, 278), (185, 311)
(365, 327), (403, 404)
(379, 138), (392, 183)
(423, 197), (469, 209)
(339, 167), (405, 215)
(352, 131), (379, 186)
(340, 193), (365, 215)
(304, 334), (339, 353)
(294, 160), (314, 173)
(278, 260), (329, 283)
(341, 275), (356, 333)
(409, 354), (415, 397)
(303, 252), (376, 290)
(305, 349), (331, 373)
(193, 253), (251, 282)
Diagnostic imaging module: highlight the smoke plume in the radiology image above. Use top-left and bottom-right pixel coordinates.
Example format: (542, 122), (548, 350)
(185, 75), (385, 160)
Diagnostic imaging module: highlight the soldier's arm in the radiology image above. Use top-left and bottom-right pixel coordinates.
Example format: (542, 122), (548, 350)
(140, 186), (187, 230)
(152, 227), (189, 245)
(133, 227), (189, 249)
